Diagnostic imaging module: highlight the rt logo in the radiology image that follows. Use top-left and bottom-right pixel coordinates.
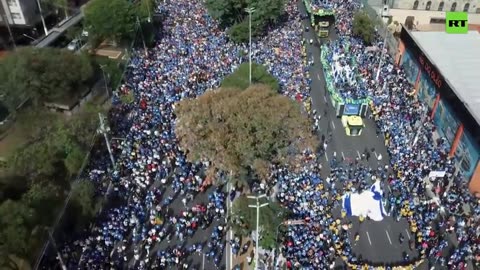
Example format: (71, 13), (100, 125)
(446, 12), (468, 33)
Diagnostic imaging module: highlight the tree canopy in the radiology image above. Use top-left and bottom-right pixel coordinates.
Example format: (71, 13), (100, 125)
(352, 11), (375, 45)
(231, 195), (289, 249)
(84, 0), (142, 44)
(221, 63), (279, 92)
(206, 0), (286, 43)
(175, 85), (318, 185)
(0, 47), (93, 112)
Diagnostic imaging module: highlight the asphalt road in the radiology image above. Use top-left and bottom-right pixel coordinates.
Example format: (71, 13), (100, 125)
(297, 1), (418, 265)
(124, 177), (225, 270)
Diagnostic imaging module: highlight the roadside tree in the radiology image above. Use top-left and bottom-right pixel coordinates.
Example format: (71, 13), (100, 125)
(352, 11), (375, 45)
(84, 0), (137, 44)
(206, 0), (286, 43)
(0, 47), (93, 112)
(175, 85), (318, 186)
(221, 63), (279, 92)
(231, 195), (289, 249)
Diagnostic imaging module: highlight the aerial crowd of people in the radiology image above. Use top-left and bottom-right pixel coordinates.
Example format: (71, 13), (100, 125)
(37, 0), (479, 269)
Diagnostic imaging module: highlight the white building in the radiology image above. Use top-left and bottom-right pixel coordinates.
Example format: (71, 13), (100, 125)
(0, 0), (43, 27)
(388, 0), (480, 13)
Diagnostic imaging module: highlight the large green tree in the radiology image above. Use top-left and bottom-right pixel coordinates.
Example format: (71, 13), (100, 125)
(231, 195), (289, 249)
(0, 200), (36, 258)
(8, 106), (100, 178)
(84, 0), (137, 44)
(206, 0), (286, 43)
(221, 63), (279, 92)
(352, 11), (375, 45)
(175, 85), (318, 185)
(0, 47), (93, 112)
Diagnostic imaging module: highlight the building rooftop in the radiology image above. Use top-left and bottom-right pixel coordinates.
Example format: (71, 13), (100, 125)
(410, 30), (480, 125)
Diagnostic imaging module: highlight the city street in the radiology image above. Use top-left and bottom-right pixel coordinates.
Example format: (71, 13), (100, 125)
(297, 1), (418, 265)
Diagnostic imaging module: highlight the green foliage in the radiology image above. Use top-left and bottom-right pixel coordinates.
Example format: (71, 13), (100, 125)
(175, 85), (318, 184)
(0, 47), (93, 111)
(206, 0), (285, 43)
(64, 144), (87, 176)
(221, 63), (279, 92)
(0, 200), (36, 257)
(22, 182), (63, 226)
(231, 196), (289, 249)
(352, 11), (375, 45)
(120, 91), (135, 104)
(8, 106), (99, 178)
(84, 0), (137, 44)
(72, 180), (97, 218)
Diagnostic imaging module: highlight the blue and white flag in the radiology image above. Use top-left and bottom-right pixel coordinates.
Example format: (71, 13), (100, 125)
(342, 181), (388, 221)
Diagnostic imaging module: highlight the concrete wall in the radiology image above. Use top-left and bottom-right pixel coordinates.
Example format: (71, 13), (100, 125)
(390, 0), (480, 13)
(388, 8), (480, 25)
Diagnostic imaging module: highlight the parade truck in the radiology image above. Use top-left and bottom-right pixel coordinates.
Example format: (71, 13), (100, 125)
(303, 0), (334, 38)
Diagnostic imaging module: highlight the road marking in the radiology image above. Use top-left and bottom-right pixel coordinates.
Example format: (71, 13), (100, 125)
(323, 95), (327, 102)
(317, 74), (321, 80)
(374, 151), (378, 159)
(325, 152), (329, 162)
(331, 121), (335, 130)
(341, 151), (345, 160)
(385, 230), (393, 245)
(356, 150), (361, 159)
(405, 229), (411, 240)
(387, 185), (392, 193)
(366, 231), (372, 245)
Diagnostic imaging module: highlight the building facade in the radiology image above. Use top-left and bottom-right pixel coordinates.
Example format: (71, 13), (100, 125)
(389, 0), (480, 13)
(0, 0), (42, 27)
(395, 27), (480, 196)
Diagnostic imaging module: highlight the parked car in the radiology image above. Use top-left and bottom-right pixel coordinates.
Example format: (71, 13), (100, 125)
(67, 39), (82, 51)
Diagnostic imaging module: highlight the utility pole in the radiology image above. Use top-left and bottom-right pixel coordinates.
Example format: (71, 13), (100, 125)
(1, 13), (16, 49)
(245, 7), (255, 85)
(47, 230), (67, 270)
(35, 0), (49, 35)
(247, 194), (268, 270)
(136, 16), (147, 55)
(99, 64), (110, 98)
(97, 113), (115, 195)
(98, 113), (115, 168)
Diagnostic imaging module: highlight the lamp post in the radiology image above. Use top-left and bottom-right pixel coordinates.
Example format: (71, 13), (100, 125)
(247, 194), (268, 270)
(99, 64), (109, 98)
(35, 0), (49, 35)
(245, 7), (256, 85)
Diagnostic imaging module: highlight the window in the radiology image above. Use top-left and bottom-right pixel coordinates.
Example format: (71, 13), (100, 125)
(413, 0), (419, 9)
(464, 3), (470, 12)
(426, 1), (432, 10)
(7, 0), (17, 7)
(451, 2), (457, 11)
(11, 12), (21, 20)
(477, 8), (480, 13)
(438, 1), (444, 11)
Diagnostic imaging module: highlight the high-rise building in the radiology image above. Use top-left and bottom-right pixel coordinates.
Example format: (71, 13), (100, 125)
(0, 0), (43, 27)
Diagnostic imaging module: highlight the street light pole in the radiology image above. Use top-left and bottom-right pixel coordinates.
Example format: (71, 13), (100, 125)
(99, 64), (109, 98)
(245, 7), (255, 85)
(47, 229), (67, 270)
(97, 113), (116, 196)
(375, 15), (389, 82)
(248, 194), (268, 270)
(35, 0), (49, 35)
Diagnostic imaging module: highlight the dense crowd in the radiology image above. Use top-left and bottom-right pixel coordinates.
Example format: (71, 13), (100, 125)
(38, 0), (480, 268)
(40, 0), (313, 269)
(289, 0), (479, 268)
